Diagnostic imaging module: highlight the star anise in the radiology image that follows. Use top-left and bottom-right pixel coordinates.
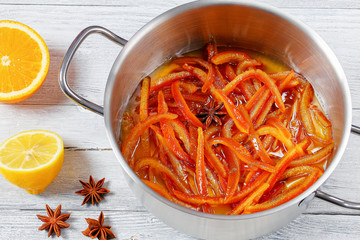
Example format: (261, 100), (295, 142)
(82, 211), (116, 240)
(75, 175), (110, 205)
(36, 204), (71, 237)
(196, 99), (227, 128)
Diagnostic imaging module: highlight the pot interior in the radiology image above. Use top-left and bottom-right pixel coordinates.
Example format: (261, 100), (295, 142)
(106, 0), (350, 214)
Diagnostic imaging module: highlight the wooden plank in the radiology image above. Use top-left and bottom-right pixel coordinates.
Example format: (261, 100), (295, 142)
(0, 0), (359, 9)
(0, 109), (360, 212)
(264, 214), (360, 240)
(0, 151), (140, 210)
(1, 5), (360, 107)
(1, 111), (359, 239)
(1, 209), (360, 240)
(1, 2), (360, 239)
(0, 105), (110, 149)
(1, 123), (360, 214)
(0, 209), (192, 240)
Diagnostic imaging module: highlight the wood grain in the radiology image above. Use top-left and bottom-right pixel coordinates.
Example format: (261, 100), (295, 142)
(1, 4), (360, 107)
(0, 105), (109, 149)
(0, 0), (359, 9)
(1, 210), (360, 240)
(1, 136), (360, 214)
(1, 1), (360, 239)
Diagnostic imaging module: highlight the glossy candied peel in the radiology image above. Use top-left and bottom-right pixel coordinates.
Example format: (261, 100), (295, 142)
(120, 44), (334, 215)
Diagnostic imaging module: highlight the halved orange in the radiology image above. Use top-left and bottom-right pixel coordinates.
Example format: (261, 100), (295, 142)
(0, 20), (50, 103)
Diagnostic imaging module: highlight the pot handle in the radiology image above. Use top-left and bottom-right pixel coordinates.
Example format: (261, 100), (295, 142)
(314, 125), (360, 209)
(59, 26), (128, 116)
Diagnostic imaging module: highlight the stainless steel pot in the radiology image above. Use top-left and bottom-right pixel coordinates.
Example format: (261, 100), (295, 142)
(59, 0), (360, 239)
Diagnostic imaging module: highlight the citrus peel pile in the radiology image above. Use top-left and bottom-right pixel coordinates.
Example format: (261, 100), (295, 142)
(121, 43), (334, 215)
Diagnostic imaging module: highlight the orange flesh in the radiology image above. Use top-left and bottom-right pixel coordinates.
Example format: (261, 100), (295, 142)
(0, 27), (42, 92)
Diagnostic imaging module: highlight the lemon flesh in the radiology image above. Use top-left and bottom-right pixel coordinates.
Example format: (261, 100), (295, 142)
(0, 130), (64, 194)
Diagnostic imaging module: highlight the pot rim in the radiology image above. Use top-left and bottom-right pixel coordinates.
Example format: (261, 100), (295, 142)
(104, 0), (352, 220)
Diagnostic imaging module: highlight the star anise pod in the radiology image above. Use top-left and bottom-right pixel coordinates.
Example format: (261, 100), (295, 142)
(196, 99), (227, 128)
(36, 204), (71, 237)
(75, 175), (110, 205)
(82, 211), (116, 240)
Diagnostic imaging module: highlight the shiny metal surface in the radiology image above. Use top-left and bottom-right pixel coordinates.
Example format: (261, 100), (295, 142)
(351, 124), (360, 135)
(103, 1), (351, 239)
(59, 26), (127, 116)
(313, 127), (360, 209)
(316, 190), (360, 210)
(61, 0), (355, 239)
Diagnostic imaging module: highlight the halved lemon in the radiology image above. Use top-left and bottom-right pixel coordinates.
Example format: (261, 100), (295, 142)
(0, 130), (64, 194)
(0, 20), (50, 103)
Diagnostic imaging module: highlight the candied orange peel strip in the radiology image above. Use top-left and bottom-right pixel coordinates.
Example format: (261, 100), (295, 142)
(120, 43), (334, 215)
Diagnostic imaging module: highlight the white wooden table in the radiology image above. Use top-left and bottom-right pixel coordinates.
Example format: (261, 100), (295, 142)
(1, 0), (360, 239)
